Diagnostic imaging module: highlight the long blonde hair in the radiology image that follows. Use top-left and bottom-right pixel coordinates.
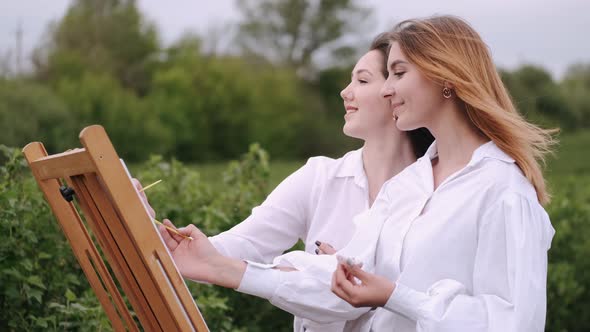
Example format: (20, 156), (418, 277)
(387, 15), (557, 205)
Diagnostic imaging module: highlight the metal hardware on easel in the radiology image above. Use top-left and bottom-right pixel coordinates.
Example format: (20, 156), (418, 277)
(59, 185), (75, 202)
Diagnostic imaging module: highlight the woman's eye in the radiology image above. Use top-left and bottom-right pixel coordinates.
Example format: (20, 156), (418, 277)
(394, 72), (405, 78)
(358, 79), (368, 84)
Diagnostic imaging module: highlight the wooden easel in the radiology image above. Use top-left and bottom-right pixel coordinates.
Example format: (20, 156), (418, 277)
(23, 125), (209, 332)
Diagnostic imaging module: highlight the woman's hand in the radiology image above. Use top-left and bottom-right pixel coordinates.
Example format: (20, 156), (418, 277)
(331, 262), (395, 308)
(131, 178), (156, 219)
(315, 240), (337, 255)
(159, 219), (246, 289)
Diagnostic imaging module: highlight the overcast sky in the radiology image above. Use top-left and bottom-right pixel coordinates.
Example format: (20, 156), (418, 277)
(1, 0), (588, 79)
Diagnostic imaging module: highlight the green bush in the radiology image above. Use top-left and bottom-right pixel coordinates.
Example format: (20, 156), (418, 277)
(55, 73), (173, 160)
(148, 46), (345, 161)
(0, 80), (77, 153)
(544, 173), (590, 331)
(134, 143), (293, 331)
(0, 144), (292, 331)
(3, 140), (590, 331)
(0, 145), (104, 331)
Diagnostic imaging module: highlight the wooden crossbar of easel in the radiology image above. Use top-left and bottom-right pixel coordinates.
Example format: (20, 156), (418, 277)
(23, 125), (209, 332)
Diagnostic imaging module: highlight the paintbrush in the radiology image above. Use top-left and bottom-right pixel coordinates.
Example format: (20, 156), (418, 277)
(154, 219), (194, 241)
(139, 179), (162, 192)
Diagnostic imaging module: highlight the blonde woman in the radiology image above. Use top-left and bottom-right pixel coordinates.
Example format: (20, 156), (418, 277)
(326, 16), (557, 330)
(157, 16), (555, 331)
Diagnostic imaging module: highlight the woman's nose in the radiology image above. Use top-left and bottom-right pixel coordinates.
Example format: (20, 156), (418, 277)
(380, 81), (394, 99)
(340, 85), (353, 101)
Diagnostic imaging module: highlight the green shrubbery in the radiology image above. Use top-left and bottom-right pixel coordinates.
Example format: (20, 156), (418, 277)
(544, 174), (590, 331)
(0, 145), (103, 331)
(0, 144), (292, 331)
(2, 0), (589, 330)
(2, 139), (590, 331)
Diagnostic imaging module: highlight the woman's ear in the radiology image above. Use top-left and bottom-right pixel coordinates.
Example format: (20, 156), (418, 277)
(443, 81), (455, 90)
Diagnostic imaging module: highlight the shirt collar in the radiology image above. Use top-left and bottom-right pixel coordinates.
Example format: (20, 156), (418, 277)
(421, 140), (515, 165)
(471, 140), (515, 164)
(335, 148), (367, 188)
(412, 140), (515, 194)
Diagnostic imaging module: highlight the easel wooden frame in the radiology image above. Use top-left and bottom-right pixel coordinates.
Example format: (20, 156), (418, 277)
(23, 125), (209, 332)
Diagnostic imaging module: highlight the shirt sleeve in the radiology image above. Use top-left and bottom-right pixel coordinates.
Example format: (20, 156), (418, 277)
(209, 158), (322, 263)
(235, 203), (394, 323)
(237, 254), (372, 323)
(383, 193), (555, 331)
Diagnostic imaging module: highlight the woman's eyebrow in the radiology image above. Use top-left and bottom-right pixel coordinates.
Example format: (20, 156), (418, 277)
(388, 60), (408, 71)
(352, 69), (373, 77)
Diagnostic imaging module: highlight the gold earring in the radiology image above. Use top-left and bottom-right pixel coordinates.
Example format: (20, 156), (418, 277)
(442, 87), (452, 99)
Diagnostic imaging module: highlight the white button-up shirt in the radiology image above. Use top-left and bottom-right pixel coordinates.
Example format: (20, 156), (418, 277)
(210, 148), (371, 331)
(237, 141), (555, 332)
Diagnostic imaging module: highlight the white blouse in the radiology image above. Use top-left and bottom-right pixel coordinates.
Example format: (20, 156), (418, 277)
(237, 141), (555, 332)
(210, 148), (371, 331)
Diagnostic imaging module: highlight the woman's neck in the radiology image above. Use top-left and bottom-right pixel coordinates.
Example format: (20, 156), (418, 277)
(428, 103), (489, 189)
(362, 132), (416, 205)
(433, 108), (488, 165)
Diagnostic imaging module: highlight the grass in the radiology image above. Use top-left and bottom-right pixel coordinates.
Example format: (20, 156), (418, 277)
(547, 130), (590, 177)
(193, 159), (304, 190)
(545, 130), (590, 205)
(192, 130), (590, 193)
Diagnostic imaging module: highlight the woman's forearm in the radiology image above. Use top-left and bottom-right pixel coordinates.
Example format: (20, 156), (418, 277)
(201, 256), (248, 289)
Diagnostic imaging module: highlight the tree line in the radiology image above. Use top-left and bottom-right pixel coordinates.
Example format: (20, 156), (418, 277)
(1, 0), (588, 163)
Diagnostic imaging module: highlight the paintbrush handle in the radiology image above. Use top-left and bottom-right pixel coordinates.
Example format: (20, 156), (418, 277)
(154, 219), (193, 241)
(139, 179), (162, 192)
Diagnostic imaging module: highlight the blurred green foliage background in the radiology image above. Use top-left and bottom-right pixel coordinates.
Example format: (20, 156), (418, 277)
(1, 0), (589, 331)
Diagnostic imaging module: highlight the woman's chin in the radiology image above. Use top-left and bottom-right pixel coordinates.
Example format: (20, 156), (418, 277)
(342, 125), (363, 139)
(394, 118), (417, 132)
